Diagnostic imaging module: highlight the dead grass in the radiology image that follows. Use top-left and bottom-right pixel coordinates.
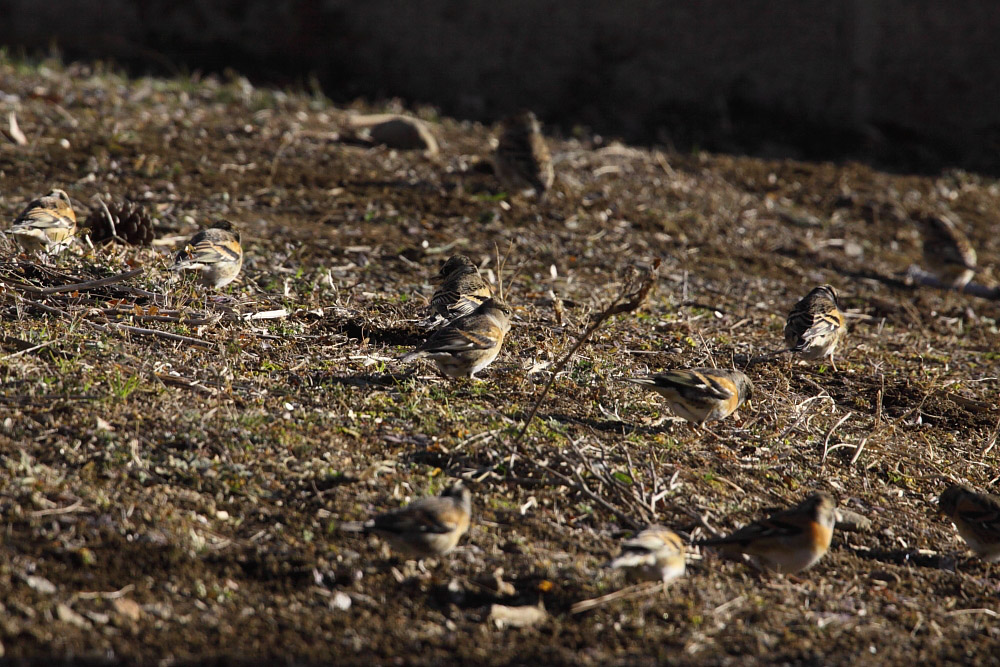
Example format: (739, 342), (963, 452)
(1, 54), (999, 664)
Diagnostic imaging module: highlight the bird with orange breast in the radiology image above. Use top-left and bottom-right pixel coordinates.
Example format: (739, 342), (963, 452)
(696, 493), (837, 574)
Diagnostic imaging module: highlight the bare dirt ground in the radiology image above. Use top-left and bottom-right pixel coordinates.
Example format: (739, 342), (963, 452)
(1, 57), (999, 666)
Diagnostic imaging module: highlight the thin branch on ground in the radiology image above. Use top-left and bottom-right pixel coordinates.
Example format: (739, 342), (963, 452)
(4, 267), (146, 295)
(570, 581), (664, 615)
(508, 260), (660, 456)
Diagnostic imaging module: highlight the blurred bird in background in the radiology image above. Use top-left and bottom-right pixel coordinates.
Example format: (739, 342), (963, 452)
(494, 110), (554, 200)
(9, 188), (77, 254)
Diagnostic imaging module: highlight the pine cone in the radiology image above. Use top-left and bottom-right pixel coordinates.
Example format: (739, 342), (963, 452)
(85, 199), (155, 246)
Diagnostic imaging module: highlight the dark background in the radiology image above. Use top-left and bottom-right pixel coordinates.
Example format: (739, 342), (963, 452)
(2, 0), (999, 172)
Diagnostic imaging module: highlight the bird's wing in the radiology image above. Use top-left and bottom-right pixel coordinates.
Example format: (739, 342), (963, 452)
(421, 321), (496, 353)
(656, 370), (734, 400)
(175, 232), (240, 266)
(372, 498), (459, 535)
(13, 200), (74, 230)
(700, 507), (808, 547)
(957, 494), (1000, 534)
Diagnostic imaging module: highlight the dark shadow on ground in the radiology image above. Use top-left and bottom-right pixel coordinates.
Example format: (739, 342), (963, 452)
(850, 547), (954, 570)
(328, 318), (422, 348)
(327, 373), (411, 388)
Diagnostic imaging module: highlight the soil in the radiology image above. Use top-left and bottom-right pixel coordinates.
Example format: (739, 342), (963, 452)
(1, 57), (999, 666)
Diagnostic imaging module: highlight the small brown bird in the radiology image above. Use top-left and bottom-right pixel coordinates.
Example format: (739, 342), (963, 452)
(618, 368), (753, 428)
(493, 110), (554, 199)
(939, 484), (1000, 562)
(784, 284), (848, 370)
(401, 297), (512, 379)
(430, 255), (493, 322)
(171, 220), (243, 289)
(342, 482), (472, 559)
(608, 526), (686, 583)
(918, 212), (977, 289)
(9, 189), (77, 253)
(696, 493), (837, 574)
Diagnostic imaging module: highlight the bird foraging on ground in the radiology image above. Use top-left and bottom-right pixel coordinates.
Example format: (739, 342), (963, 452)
(917, 212), (977, 290)
(938, 484), (1000, 562)
(696, 493), (837, 575)
(608, 526), (686, 583)
(171, 220), (243, 289)
(9, 188), (76, 254)
(401, 297), (511, 379)
(784, 284), (847, 370)
(618, 368), (753, 428)
(493, 110), (554, 199)
(341, 482), (472, 559)
(429, 254), (493, 322)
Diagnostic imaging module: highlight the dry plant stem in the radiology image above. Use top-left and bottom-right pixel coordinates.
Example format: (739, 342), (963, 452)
(570, 581), (664, 614)
(28, 498), (85, 517)
(74, 584), (136, 601)
(155, 373), (219, 395)
(4, 267), (145, 295)
(777, 394), (834, 441)
(983, 415), (1000, 457)
(849, 436), (868, 466)
(97, 198), (128, 245)
(820, 411), (854, 464)
(0, 337), (65, 361)
(17, 296), (212, 348)
(569, 439), (656, 522)
(100, 310), (222, 326)
(89, 314), (214, 348)
(531, 457), (641, 529)
(675, 505), (722, 539)
(508, 261), (659, 457)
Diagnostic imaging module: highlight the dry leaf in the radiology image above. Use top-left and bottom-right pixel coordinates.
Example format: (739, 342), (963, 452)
(8, 112), (27, 145)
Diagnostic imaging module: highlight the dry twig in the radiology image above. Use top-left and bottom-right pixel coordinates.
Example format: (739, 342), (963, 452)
(508, 260), (659, 455)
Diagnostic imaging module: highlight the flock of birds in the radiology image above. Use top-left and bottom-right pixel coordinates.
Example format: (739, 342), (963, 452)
(5, 110), (998, 592)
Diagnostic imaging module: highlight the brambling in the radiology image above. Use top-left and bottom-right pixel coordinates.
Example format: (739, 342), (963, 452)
(9, 189), (77, 253)
(918, 212), (977, 289)
(938, 484), (1000, 562)
(171, 220), (243, 289)
(608, 526), (686, 583)
(430, 254), (493, 321)
(342, 482), (472, 559)
(784, 284), (847, 370)
(618, 368), (753, 428)
(696, 493), (837, 574)
(493, 110), (554, 199)
(401, 297), (512, 379)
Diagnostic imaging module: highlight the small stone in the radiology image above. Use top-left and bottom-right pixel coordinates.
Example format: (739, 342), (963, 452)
(489, 603), (548, 629)
(493, 571), (516, 597)
(57, 603), (92, 629)
(835, 508), (873, 533)
(113, 597), (142, 622)
(22, 574), (57, 594)
(330, 591), (352, 611)
(85, 610), (111, 625)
